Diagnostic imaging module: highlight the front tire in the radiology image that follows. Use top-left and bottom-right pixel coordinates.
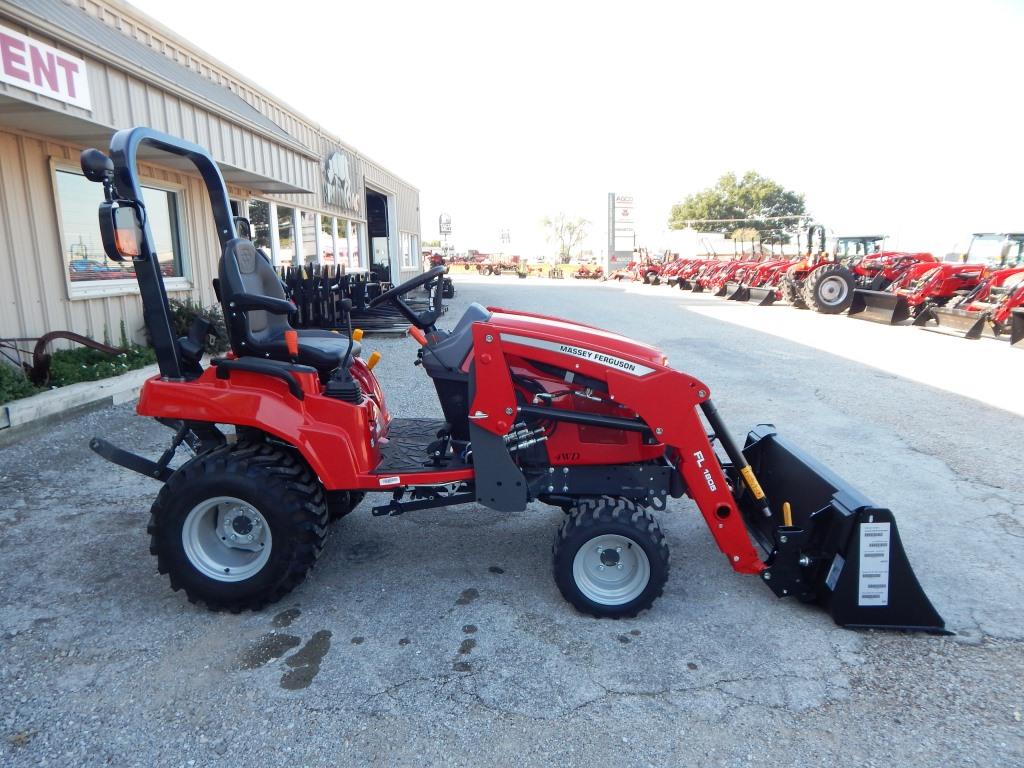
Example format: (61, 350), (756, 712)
(780, 277), (807, 308)
(148, 442), (328, 612)
(552, 497), (669, 618)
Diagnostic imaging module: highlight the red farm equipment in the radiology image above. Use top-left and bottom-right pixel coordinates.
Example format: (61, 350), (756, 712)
(573, 263), (604, 280)
(81, 127), (946, 633)
(912, 236), (1024, 340)
(850, 233), (1016, 324)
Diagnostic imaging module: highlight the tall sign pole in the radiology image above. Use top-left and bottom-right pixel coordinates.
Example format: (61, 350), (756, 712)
(607, 193), (635, 274)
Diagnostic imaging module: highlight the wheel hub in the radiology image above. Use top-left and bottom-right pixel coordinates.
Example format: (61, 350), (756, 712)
(819, 276), (848, 304)
(182, 496), (272, 583)
(572, 534), (651, 606)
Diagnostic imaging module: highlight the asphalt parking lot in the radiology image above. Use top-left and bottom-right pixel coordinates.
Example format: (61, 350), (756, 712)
(2, 274), (1022, 767)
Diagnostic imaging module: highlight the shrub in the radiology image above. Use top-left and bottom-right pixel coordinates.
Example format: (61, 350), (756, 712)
(0, 363), (40, 405)
(167, 299), (229, 355)
(47, 345), (157, 388)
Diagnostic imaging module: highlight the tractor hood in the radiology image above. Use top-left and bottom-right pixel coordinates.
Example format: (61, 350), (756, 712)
(486, 307), (668, 369)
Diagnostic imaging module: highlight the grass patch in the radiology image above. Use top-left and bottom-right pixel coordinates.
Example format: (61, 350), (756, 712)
(0, 364), (40, 406)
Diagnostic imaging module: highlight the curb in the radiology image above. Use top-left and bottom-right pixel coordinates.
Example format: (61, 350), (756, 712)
(0, 363), (158, 437)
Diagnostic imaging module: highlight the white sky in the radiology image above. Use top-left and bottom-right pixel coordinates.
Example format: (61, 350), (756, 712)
(129, 0), (1024, 258)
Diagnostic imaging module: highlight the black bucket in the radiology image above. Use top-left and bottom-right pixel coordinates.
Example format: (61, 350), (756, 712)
(848, 289), (911, 324)
(1012, 308), (1024, 346)
(739, 425), (947, 633)
(691, 282), (704, 293)
(714, 283), (728, 297)
(747, 286), (778, 306)
(916, 306), (989, 339)
(725, 282), (750, 301)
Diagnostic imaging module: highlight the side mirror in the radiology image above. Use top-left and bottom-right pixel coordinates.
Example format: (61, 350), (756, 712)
(98, 202), (144, 262)
(233, 216), (252, 240)
(80, 148), (113, 182)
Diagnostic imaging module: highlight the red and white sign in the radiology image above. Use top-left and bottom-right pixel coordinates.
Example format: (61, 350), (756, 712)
(0, 24), (90, 110)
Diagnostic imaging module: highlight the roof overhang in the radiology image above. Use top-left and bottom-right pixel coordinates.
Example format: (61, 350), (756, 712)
(0, 93), (313, 195)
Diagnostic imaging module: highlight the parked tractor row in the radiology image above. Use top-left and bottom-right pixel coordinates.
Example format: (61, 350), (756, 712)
(614, 228), (1024, 347)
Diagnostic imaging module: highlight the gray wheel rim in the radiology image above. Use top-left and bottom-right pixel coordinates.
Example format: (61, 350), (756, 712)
(818, 276), (849, 305)
(181, 496), (272, 582)
(572, 534), (650, 605)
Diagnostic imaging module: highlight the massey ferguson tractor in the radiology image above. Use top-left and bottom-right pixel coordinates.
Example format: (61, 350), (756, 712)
(850, 233), (1020, 324)
(81, 127), (945, 633)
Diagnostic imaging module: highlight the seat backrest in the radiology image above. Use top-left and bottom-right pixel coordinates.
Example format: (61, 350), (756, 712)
(218, 237), (291, 350)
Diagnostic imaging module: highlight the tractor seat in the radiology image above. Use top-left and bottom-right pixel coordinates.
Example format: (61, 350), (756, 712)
(218, 238), (360, 376)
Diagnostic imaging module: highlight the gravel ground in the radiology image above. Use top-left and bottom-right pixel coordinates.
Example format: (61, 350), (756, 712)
(1, 274), (1022, 767)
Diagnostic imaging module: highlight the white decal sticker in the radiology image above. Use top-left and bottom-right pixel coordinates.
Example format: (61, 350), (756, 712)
(858, 522), (891, 606)
(378, 476), (401, 487)
(498, 334), (656, 376)
(693, 450), (706, 467)
(825, 554), (845, 591)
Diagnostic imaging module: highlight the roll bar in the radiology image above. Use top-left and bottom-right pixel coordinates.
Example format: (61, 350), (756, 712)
(84, 127), (237, 381)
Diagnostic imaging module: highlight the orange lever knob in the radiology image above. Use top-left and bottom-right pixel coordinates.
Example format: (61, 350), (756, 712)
(409, 326), (427, 346)
(284, 329), (299, 357)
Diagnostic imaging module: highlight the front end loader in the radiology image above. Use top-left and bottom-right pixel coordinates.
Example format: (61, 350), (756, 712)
(79, 127), (947, 633)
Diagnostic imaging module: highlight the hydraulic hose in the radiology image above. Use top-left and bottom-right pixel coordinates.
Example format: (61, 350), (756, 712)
(699, 400), (772, 518)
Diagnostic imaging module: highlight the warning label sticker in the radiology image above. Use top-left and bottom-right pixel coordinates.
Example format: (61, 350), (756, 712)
(825, 554), (845, 591)
(378, 476), (401, 487)
(858, 522), (891, 607)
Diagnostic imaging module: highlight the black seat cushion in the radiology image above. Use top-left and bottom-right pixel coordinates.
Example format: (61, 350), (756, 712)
(218, 238), (359, 375)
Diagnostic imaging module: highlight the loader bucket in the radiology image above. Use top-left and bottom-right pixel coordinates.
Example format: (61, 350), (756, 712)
(747, 286), (777, 306)
(739, 425), (947, 633)
(848, 289), (911, 324)
(917, 306), (988, 340)
(725, 282), (750, 301)
(1012, 308), (1024, 346)
(691, 282), (704, 293)
(678, 278), (692, 290)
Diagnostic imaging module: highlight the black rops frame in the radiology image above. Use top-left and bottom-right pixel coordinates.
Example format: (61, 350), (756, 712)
(89, 127), (238, 381)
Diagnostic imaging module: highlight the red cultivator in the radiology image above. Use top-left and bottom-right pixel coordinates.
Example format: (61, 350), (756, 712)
(82, 127), (946, 633)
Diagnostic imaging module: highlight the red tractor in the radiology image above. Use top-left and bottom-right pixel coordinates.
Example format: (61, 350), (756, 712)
(850, 233), (1018, 324)
(913, 250), (1024, 340)
(81, 128), (944, 632)
(573, 263), (604, 280)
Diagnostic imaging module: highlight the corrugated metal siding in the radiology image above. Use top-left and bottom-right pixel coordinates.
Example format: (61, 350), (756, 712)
(0, 128), (229, 346)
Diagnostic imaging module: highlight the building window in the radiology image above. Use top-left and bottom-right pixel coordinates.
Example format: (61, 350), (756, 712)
(300, 210), (317, 265)
(277, 205), (295, 267)
(320, 215), (336, 264)
(248, 200), (272, 252)
(348, 221), (362, 269)
(56, 168), (185, 287)
(411, 234), (420, 269)
(400, 231), (414, 269)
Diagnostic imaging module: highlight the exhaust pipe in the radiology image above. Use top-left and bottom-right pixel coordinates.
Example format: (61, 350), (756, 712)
(849, 289), (911, 324)
(739, 425), (947, 633)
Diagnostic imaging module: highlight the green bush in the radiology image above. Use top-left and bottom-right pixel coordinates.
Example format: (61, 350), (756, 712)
(47, 345), (157, 388)
(0, 363), (40, 405)
(167, 299), (229, 355)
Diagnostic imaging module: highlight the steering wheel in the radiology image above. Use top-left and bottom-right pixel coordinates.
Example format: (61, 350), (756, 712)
(369, 265), (446, 329)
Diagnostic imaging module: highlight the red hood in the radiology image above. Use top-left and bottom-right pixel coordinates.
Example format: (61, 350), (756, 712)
(487, 307), (667, 367)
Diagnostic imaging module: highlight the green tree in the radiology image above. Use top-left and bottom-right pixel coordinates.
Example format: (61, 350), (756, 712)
(668, 171), (807, 240)
(542, 213), (589, 263)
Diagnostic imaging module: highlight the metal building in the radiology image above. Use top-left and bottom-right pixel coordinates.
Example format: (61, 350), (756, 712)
(0, 0), (421, 347)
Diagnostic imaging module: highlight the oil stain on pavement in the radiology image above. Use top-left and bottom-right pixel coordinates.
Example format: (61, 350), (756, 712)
(271, 608), (301, 628)
(455, 588), (479, 605)
(237, 634), (301, 670)
(279, 630), (332, 690)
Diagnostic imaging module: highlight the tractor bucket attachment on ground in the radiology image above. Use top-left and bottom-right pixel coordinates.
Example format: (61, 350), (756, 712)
(848, 289), (911, 324)
(747, 286), (777, 306)
(1012, 309), (1024, 346)
(691, 282), (704, 293)
(739, 425), (947, 633)
(916, 306), (989, 340)
(714, 284), (728, 297)
(725, 282), (749, 301)
(678, 278), (692, 290)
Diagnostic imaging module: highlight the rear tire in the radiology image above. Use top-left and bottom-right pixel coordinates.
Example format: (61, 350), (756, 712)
(148, 442), (328, 612)
(552, 497), (669, 618)
(804, 264), (856, 314)
(780, 278), (807, 308)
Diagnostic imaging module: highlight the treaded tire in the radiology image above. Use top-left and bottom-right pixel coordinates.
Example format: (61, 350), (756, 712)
(780, 277), (806, 309)
(148, 442), (328, 612)
(804, 264), (856, 314)
(552, 496), (669, 619)
(327, 490), (365, 522)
